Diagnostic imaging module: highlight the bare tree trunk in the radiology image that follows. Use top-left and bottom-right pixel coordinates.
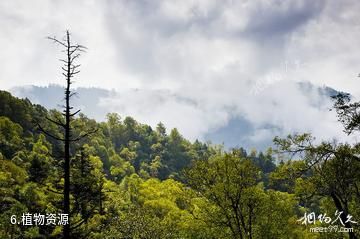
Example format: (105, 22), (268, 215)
(63, 30), (72, 238)
(38, 30), (93, 239)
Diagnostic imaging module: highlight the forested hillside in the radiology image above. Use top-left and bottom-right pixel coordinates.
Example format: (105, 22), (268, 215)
(10, 82), (343, 151)
(0, 90), (359, 238)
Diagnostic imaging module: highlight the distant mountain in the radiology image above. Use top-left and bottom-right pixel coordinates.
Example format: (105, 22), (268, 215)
(206, 82), (347, 150)
(10, 83), (345, 150)
(11, 85), (113, 121)
(297, 81), (343, 98)
(204, 117), (283, 151)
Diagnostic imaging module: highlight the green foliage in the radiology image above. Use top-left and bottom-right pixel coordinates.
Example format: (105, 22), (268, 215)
(274, 133), (360, 238)
(0, 116), (24, 159)
(185, 151), (311, 239)
(2, 90), (359, 238)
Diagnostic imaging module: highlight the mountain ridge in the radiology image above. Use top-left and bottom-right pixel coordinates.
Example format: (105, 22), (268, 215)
(10, 82), (345, 150)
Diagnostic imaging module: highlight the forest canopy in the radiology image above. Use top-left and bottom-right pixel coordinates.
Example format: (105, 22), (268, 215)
(0, 89), (359, 238)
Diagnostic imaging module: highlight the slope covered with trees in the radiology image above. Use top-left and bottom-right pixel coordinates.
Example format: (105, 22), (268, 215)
(1, 89), (359, 238)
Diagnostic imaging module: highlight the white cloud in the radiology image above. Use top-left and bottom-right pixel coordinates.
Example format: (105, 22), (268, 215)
(2, 0), (360, 146)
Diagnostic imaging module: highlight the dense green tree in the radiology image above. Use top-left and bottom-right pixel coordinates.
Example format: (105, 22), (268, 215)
(0, 116), (24, 159)
(3, 88), (355, 238)
(273, 91), (360, 238)
(70, 146), (106, 238)
(186, 152), (262, 239)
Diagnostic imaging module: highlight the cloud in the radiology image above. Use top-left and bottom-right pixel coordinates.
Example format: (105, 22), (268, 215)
(2, 0), (360, 148)
(98, 76), (347, 148)
(99, 88), (231, 140)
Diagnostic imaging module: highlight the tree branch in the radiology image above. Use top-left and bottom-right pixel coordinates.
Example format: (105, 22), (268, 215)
(47, 36), (67, 48)
(71, 128), (98, 141)
(45, 116), (66, 128)
(70, 109), (81, 117)
(37, 123), (65, 141)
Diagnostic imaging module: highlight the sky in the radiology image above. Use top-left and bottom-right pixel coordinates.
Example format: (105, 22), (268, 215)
(1, 0), (360, 147)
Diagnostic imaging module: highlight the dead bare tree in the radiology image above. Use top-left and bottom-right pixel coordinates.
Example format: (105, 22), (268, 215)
(37, 30), (96, 238)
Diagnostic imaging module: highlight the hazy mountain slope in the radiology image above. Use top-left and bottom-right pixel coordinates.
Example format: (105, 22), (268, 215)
(11, 85), (112, 121)
(10, 83), (344, 150)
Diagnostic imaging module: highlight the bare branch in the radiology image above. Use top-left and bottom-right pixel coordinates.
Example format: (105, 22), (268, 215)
(69, 92), (77, 98)
(70, 219), (86, 230)
(70, 54), (81, 63)
(37, 123), (65, 141)
(69, 45), (87, 55)
(38, 182), (63, 195)
(59, 59), (69, 64)
(71, 128), (98, 141)
(71, 64), (81, 69)
(45, 116), (66, 128)
(71, 70), (81, 75)
(47, 36), (67, 48)
(70, 109), (81, 117)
